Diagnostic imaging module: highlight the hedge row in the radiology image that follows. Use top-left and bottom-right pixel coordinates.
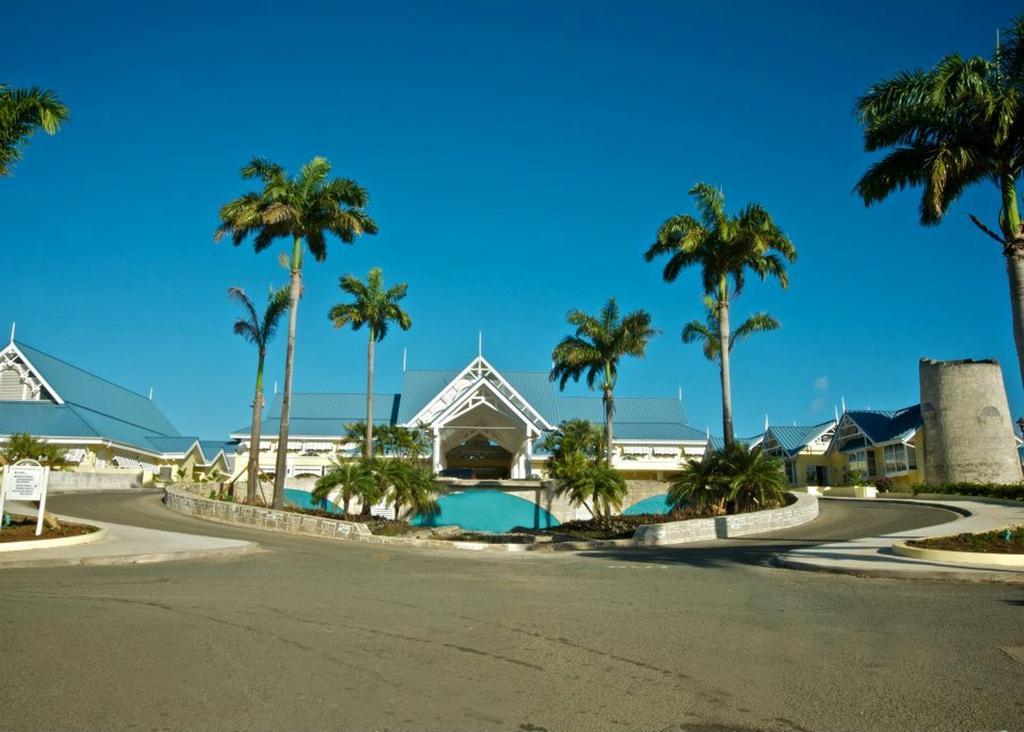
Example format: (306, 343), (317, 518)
(912, 482), (1024, 502)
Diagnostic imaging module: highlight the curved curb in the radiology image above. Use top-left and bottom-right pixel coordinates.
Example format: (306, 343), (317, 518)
(773, 554), (1024, 585)
(892, 539), (1024, 567)
(0, 525), (107, 553)
(0, 542), (262, 570)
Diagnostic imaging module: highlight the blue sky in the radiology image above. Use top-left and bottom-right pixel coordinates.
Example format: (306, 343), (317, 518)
(2, 0), (1018, 439)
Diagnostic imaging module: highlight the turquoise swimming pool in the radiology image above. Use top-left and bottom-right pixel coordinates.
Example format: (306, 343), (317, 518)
(622, 493), (677, 515)
(284, 488), (337, 513)
(412, 489), (560, 533)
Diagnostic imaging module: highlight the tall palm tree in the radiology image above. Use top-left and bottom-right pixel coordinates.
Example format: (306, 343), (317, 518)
(550, 298), (657, 465)
(682, 301), (780, 364)
(855, 15), (1024, 390)
(645, 184), (796, 447)
(229, 285), (290, 504)
(329, 268), (412, 459)
(216, 157), (377, 509)
(0, 84), (69, 176)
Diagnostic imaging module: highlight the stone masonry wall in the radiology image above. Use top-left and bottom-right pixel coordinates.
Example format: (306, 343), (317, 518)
(919, 358), (1023, 484)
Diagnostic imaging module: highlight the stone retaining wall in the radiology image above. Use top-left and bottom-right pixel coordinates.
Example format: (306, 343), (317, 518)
(164, 484), (373, 540)
(632, 492), (819, 546)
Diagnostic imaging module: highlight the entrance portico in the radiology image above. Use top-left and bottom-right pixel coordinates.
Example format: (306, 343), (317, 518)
(406, 357), (551, 480)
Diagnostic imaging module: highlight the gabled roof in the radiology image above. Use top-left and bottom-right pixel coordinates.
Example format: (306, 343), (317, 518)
(0, 340), (189, 456)
(707, 433), (764, 451)
(764, 421), (835, 457)
(844, 405), (922, 444)
(14, 342), (180, 436)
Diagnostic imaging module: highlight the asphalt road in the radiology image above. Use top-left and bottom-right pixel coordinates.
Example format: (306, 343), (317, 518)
(1, 492), (1022, 732)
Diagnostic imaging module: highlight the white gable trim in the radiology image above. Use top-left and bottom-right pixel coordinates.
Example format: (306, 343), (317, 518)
(433, 378), (542, 438)
(0, 343), (65, 404)
(406, 356), (553, 431)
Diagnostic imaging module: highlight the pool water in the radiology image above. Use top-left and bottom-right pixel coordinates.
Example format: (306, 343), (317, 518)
(622, 493), (677, 516)
(412, 489), (560, 533)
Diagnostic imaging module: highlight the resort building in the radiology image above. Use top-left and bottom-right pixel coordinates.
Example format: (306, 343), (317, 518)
(231, 356), (709, 482)
(759, 420), (837, 487)
(0, 338), (234, 482)
(827, 406), (924, 488)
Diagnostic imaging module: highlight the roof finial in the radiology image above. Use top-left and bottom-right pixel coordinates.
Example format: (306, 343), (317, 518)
(834, 404), (840, 422)
(274, 381), (278, 395)
(148, 387), (153, 400)
(764, 414), (769, 430)
(478, 330), (483, 358)
(9, 322), (14, 345)
(841, 396), (847, 413)
(677, 386), (682, 402)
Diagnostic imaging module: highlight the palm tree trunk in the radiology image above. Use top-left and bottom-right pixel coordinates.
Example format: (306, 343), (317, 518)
(603, 387), (614, 470)
(272, 236), (303, 510)
(246, 355), (265, 504)
(1001, 173), (1024, 393)
(366, 327), (375, 459)
(718, 298), (735, 448)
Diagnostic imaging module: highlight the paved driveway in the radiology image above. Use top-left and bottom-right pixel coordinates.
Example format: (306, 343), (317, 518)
(1, 492), (1021, 731)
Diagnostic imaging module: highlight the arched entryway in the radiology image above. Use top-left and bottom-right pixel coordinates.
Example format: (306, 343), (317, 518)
(443, 434), (513, 479)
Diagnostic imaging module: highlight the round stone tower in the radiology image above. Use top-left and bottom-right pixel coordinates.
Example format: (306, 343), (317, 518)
(919, 358), (1022, 484)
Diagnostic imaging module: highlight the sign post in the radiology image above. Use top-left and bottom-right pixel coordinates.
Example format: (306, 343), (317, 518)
(0, 459), (51, 536)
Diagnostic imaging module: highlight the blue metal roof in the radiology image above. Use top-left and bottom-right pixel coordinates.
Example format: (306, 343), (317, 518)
(0, 341), (204, 456)
(845, 406), (922, 444)
(707, 434), (764, 451)
(764, 421), (834, 456)
(15, 341), (180, 437)
(241, 392), (401, 436)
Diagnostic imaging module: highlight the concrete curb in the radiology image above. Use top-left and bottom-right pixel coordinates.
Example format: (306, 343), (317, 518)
(773, 554), (1024, 585)
(0, 542), (262, 570)
(892, 540), (1024, 567)
(0, 525), (107, 553)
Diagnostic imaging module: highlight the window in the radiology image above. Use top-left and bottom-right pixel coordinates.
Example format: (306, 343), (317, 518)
(848, 450), (867, 474)
(805, 464), (817, 484)
(784, 460), (796, 485)
(884, 444), (917, 474)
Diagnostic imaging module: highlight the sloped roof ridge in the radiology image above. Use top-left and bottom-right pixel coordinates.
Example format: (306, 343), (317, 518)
(69, 403), (174, 438)
(16, 340), (151, 401)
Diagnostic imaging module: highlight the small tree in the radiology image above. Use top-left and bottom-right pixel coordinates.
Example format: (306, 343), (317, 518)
(313, 459), (373, 517)
(386, 461), (440, 520)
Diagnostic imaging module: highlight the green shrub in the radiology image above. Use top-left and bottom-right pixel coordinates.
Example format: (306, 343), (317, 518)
(912, 482), (1024, 501)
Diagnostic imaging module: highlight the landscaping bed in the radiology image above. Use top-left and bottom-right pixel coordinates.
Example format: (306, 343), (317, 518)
(908, 525), (1024, 554)
(514, 513), (686, 541)
(281, 506), (421, 536)
(0, 519), (97, 543)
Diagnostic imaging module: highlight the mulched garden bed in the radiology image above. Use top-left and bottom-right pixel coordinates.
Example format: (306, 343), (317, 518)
(0, 519), (97, 543)
(908, 525), (1024, 554)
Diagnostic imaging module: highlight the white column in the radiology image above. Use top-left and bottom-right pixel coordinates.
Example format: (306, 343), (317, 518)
(432, 428), (442, 474)
(525, 437), (533, 479)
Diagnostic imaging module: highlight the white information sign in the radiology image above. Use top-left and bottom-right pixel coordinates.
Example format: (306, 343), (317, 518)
(0, 459), (51, 536)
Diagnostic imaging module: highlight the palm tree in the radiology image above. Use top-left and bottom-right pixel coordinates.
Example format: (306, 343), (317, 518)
(716, 443), (788, 513)
(329, 268), (411, 460)
(0, 84), (69, 176)
(669, 454), (727, 516)
(855, 15), (1024, 390)
(682, 301), (780, 364)
(645, 184), (796, 447)
(216, 157), (378, 509)
(360, 457), (406, 517)
(386, 461), (440, 520)
(550, 298), (656, 465)
(313, 458), (372, 517)
(229, 285), (290, 504)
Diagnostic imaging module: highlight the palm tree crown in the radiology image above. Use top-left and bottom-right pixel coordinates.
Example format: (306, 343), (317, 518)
(0, 84), (69, 176)
(215, 156), (377, 259)
(329, 267), (412, 340)
(229, 285), (290, 355)
(550, 298), (656, 464)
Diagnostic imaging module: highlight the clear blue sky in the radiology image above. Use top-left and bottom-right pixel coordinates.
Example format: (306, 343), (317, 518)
(2, 0), (1018, 439)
